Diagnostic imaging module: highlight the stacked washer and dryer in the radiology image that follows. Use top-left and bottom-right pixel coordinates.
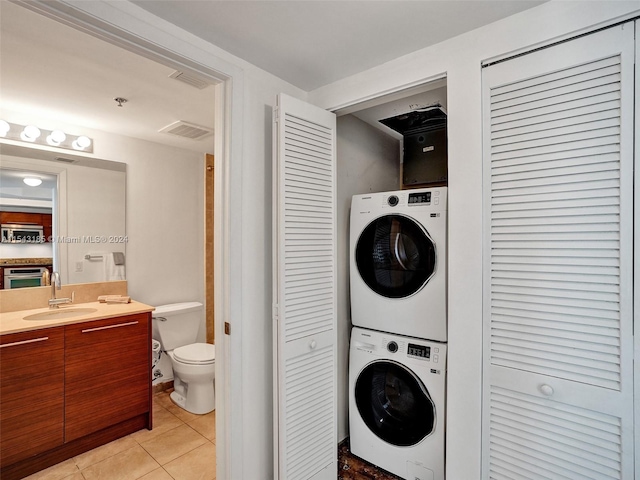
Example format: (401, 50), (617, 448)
(348, 187), (447, 480)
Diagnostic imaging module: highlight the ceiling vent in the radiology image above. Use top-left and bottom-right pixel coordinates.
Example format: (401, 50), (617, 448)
(169, 70), (213, 90)
(379, 105), (447, 136)
(159, 121), (213, 140)
(54, 156), (77, 164)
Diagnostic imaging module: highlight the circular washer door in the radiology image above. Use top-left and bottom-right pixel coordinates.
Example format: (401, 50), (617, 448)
(355, 360), (435, 446)
(355, 214), (436, 298)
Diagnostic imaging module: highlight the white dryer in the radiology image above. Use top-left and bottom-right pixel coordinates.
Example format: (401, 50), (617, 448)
(350, 187), (447, 341)
(349, 327), (446, 480)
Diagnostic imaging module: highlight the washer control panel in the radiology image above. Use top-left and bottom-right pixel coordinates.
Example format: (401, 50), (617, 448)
(380, 336), (440, 364)
(408, 343), (431, 359)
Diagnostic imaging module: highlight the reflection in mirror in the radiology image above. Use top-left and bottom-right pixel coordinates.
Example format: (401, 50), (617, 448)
(0, 144), (126, 287)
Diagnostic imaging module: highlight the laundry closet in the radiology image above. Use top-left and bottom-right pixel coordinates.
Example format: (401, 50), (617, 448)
(270, 77), (451, 479)
(335, 78), (449, 480)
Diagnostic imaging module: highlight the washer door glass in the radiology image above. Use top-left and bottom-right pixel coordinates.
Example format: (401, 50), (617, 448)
(355, 214), (435, 298)
(355, 360), (435, 446)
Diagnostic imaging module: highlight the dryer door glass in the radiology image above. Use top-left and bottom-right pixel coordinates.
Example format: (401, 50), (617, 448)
(356, 214), (436, 298)
(355, 360), (435, 446)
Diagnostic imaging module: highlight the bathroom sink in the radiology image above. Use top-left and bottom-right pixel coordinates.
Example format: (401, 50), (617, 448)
(23, 308), (98, 321)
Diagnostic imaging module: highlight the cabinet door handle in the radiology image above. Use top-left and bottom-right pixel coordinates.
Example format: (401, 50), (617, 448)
(0, 336), (49, 348)
(82, 321), (139, 333)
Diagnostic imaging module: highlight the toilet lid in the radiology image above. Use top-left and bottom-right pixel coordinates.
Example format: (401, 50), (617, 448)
(173, 343), (215, 365)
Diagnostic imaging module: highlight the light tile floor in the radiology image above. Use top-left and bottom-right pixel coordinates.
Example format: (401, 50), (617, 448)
(24, 391), (216, 480)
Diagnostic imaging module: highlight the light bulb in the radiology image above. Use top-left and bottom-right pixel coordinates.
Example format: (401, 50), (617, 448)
(20, 125), (41, 142)
(46, 130), (66, 146)
(0, 120), (9, 137)
(72, 135), (91, 150)
(23, 177), (43, 187)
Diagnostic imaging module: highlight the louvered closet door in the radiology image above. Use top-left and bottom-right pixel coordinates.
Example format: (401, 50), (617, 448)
(482, 24), (635, 479)
(273, 93), (337, 480)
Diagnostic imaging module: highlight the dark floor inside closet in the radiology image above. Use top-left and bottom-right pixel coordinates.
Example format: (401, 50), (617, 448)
(338, 439), (402, 480)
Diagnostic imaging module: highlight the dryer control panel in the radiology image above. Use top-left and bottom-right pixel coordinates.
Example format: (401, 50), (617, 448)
(408, 192), (431, 204)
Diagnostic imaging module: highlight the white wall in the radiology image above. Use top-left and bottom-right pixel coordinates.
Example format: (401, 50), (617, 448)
(336, 114), (400, 440)
(309, 1), (640, 478)
(66, 165), (126, 284)
(88, 133), (205, 311)
(117, 136), (205, 309)
(0, 240), (52, 259)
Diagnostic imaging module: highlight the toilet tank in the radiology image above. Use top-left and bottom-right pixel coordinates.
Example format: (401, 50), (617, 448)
(153, 302), (203, 351)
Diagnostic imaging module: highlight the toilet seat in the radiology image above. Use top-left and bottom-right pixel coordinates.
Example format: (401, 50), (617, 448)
(173, 343), (215, 365)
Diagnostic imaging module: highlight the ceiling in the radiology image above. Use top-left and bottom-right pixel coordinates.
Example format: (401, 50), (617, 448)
(0, 1), (216, 153)
(0, 168), (56, 212)
(0, 169), (56, 195)
(131, 0), (546, 91)
(0, 1), (545, 154)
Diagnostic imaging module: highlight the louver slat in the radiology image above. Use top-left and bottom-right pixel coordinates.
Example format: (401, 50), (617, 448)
(489, 387), (622, 479)
(488, 55), (624, 391)
(275, 94), (336, 480)
(282, 111), (335, 341)
(491, 56), (620, 98)
(284, 346), (334, 478)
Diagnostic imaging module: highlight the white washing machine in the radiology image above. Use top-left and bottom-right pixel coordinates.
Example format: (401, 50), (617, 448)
(350, 187), (447, 341)
(349, 327), (446, 480)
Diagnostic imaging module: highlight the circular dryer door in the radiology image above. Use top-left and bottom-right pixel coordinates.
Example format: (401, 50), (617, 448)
(355, 214), (436, 298)
(355, 360), (435, 446)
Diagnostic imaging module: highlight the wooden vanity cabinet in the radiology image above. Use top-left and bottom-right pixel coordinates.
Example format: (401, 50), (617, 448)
(0, 312), (152, 480)
(65, 313), (151, 441)
(0, 327), (65, 466)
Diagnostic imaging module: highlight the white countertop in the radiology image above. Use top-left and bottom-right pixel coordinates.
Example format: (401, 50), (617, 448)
(0, 301), (155, 335)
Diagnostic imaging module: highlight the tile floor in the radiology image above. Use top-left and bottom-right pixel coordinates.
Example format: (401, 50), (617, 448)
(24, 390), (397, 480)
(24, 390), (216, 480)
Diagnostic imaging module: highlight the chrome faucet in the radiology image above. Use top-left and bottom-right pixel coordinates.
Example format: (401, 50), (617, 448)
(48, 272), (74, 308)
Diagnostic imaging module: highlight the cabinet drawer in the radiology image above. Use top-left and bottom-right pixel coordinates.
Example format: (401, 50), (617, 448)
(65, 313), (150, 441)
(0, 328), (65, 466)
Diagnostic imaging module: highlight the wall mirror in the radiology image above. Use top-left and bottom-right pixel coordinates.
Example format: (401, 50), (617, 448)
(0, 143), (126, 286)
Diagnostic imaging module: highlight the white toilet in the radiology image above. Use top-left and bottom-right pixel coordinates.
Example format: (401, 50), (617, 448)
(153, 302), (215, 414)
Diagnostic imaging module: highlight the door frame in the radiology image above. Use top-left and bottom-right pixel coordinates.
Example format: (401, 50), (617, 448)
(15, 1), (244, 478)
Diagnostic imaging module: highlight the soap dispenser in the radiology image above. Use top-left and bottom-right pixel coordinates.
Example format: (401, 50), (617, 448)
(41, 269), (50, 286)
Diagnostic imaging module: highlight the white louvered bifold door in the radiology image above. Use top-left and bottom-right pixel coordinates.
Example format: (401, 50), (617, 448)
(273, 93), (337, 480)
(482, 24), (635, 479)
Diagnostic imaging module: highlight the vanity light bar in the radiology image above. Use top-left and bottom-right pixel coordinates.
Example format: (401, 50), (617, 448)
(0, 120), (93, 153)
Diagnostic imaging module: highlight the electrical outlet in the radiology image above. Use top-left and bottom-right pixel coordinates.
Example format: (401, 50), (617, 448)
(75, 261), (83, 272)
